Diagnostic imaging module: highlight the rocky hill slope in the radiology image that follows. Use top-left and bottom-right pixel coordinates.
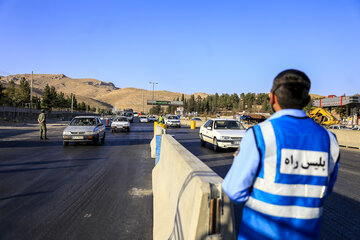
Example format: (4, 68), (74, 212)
(0, 74), (208, 112)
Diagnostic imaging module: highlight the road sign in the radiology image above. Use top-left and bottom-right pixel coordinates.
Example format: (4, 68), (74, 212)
(147, 100), (183, 106)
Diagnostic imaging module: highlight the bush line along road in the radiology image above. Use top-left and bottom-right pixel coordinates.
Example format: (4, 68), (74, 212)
(0, 118), (359, 239)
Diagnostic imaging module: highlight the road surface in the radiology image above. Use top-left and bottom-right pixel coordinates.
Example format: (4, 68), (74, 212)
(0, 120), (154, 240)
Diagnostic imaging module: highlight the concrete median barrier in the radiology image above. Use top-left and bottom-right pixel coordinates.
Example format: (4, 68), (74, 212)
(151, 126), (235, 239)
(329, 129), (360, 149)
(150, 124), (166, 159)
(181, 120), (206, 128)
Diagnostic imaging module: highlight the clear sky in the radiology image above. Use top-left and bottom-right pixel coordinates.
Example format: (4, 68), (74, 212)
(0, 0), (359, 96)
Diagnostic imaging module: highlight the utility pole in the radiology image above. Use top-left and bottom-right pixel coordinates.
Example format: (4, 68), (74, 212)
(149, 82), (158, 102)
(30, 71), (33, 113)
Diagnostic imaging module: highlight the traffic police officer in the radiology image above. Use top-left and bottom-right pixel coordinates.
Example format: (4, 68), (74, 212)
(38, 109), (48, 140)
(158, 115), (164, 124)
(222, 69), (340, 239)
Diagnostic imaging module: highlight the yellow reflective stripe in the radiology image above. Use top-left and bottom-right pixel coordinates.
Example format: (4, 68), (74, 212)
(245, 197), (322, 219)
(259, 121), (277, 182)
(253, 177), (327, 198)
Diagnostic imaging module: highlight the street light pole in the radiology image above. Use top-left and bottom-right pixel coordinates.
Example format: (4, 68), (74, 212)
(30, 71), (33, 113)
(71, 93), (74, 113)
(149, 82), (158, 103)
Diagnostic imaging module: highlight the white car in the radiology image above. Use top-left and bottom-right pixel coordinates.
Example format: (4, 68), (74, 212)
(352, 126), (360, 131)
(111, 116), (130, 132)
(123, 112), (134, 123)
(147, 115), (157, 122)
(165, 115), (181, 128)
(328, 125), (350, 130)
(199, 119), (246, 151)
(133, 112), (139, 117)
(63, 116), (106, 146)
(139, 116), (149, 123)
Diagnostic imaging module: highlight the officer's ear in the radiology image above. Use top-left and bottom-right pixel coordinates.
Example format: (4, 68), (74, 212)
(270, 92), (275, 105)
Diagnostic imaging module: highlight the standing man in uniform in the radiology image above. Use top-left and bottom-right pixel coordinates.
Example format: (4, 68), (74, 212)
(222, 69), (340, 239)
(38, 109), (48, 140)
(158, 115), (164, 124)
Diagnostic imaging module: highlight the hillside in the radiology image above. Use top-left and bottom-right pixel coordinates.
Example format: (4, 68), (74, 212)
(0, 74), (324, 112)
(0, 74), (209, 112)
(0, 74), (115, 109)
(98, 88), (208, 112)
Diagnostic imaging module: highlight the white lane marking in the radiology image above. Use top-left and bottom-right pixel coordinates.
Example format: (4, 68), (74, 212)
(84, 213), (92, 218)
(128, 188), (152, 198)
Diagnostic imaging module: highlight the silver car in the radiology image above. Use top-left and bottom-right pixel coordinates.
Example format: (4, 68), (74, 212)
(111, 116), (130, 132)
(63, 116), (106, 146)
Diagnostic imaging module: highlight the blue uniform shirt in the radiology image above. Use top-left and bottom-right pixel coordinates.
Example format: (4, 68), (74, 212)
(222, 109), (339, 203)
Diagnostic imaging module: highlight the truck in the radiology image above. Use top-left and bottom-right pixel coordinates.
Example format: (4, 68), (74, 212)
(307, 108), (339, 126)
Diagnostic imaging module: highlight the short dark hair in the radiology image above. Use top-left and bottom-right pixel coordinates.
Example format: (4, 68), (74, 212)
(271, 69), (311, 109)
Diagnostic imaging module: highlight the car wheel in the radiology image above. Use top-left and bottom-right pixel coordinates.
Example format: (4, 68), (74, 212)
(213, 138), (219, 152)
(101, 133), (105, 144)
(127, 128), (130, 132)
(63, 141), (69, 147)
(200, 134), (205, 146)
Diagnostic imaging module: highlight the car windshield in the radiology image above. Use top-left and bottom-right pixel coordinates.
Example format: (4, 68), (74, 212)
(168, 116), (178, 119)
(214, 120), (245, 130)
(70, 118), (96, 126)
(124, 112), (133, 117)
(115, 117), (128, 122)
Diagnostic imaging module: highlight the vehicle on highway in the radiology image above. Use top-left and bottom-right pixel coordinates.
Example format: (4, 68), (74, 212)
(147, 115), (157, 122)
(307, 107), (339, 126)
(192, 117), (202, 121)
(133, 112), (139, 117)
(63, 116), (106, 146)
(123, 112), (134, 122)
(165, 115), (181, 128)
(328, 125), (351, 130)
(352, 126), (360, 130)
(111, 116), (130, 132)
(199, 119), (246, 151)
(139, 116), (149, 123)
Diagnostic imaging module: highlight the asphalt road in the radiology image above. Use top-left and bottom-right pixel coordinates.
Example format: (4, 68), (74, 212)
(167, 127), (360, 240)
(0, 119), (154, 240)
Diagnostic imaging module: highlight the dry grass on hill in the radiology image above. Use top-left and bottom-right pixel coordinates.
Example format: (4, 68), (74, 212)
(98, 88), (208, 112)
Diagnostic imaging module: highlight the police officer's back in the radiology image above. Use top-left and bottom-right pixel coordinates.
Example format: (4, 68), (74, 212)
(222, 69), (340, 240)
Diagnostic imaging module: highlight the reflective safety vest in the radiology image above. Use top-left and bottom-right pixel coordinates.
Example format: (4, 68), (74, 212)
(239, 115), (339, 240)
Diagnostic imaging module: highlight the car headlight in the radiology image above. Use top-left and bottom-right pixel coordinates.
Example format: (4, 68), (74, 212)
(63, 131), (71, 135)
(220, 136), (231, 140)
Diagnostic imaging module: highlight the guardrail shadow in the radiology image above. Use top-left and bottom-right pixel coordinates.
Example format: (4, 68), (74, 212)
(0, 191), (52, 201)
(0, 157), (106, 167)
(0, 129), (38, 139)
(0, 164), (85, 174)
